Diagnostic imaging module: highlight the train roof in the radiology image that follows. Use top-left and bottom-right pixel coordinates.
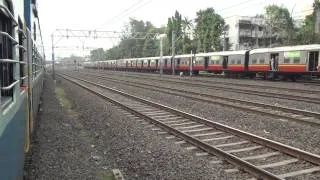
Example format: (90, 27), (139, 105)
(250, 44), (320, 54)
(196, 50), (248, 57)
(175, 54), (193, 58)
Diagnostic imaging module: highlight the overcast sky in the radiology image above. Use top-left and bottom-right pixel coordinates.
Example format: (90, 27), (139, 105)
(38, 0), (314, 59)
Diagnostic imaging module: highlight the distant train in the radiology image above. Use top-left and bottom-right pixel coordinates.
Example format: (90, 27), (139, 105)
(84, 44), (320, 80)
(0, 0), (45, 179)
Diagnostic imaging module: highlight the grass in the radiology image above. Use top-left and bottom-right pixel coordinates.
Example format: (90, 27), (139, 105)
(55, 87), (72, 110)
(97, 172), (115, 180)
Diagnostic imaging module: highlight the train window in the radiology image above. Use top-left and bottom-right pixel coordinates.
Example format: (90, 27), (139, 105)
(1, 8), (16, 107)
(260, 59), (265, 64)
(237, 60), (241, 64)
(252, 59), (257, 64)
(293, 57), (300, 64)
(18, 19), (26, 87)
(284, 57), (290, 64)
(231, 60), (235, 64)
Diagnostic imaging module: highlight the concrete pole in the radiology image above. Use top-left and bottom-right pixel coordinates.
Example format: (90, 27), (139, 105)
(172, 31), (175, 76)
(189, 50), (193, 76)
(159, 37), (163, 75)
(51, 34), (55, 81)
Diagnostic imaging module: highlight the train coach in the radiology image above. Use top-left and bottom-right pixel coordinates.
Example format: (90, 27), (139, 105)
(0, 0), (45, 179)
(84, 44), (320, 79)
(248, 44), (320, 79)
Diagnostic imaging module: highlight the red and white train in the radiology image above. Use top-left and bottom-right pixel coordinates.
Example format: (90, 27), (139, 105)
(84, 44), (320, 79)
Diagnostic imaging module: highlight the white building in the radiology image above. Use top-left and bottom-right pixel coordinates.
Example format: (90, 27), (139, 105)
(225, 16), (276, 50)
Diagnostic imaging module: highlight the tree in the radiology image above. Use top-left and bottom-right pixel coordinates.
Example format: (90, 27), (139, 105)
(142, 27), (159, 57)
(264, 5), (295, 45)
(90, 48), (105, 61)
(166, 10), (184, 54)
(294, 0), (320, 44)
(194, 8), (225, 52)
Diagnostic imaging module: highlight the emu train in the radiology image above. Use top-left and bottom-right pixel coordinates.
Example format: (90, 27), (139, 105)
(0, 0), (44, 179)
(84, 44), (320, 79)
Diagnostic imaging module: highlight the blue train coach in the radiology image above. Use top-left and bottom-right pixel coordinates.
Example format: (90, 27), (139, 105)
(0, 0), (45, 179)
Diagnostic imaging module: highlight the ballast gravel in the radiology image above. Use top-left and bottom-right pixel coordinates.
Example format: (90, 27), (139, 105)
(24, 74), (251, 179)
(75, 72), (320, 156)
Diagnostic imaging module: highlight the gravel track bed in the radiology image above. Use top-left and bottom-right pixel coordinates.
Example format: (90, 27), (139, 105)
(75, 73), (320, 156)
(25, 75), (99, 179)
(99, 71), (320, 97)
(54, 75), (253, 179)
(76, 71), (320, 113)
(86, 69), (319, 91)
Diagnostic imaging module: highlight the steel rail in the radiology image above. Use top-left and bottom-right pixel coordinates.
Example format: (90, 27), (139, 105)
(99, 70), (320, 94)
(72, 72), (320, 125)
(59, 73), (320, 168)
(58, 73), (284, 180)
(93, 70), (320, 104)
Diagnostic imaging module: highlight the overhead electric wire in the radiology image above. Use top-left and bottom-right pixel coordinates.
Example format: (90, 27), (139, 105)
(94, 0), (153, 31)
(94, 0), (145, 30)
(218, 0), (256, 12)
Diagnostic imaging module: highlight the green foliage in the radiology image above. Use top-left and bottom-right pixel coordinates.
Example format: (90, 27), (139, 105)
(264, 5), (295, 45)
(166, 10), (184, 54)
(194, 8), (225, 53)
(294, 0), (320, 44)
(89, 2), (320, 61)
(90, 48), (105, 61)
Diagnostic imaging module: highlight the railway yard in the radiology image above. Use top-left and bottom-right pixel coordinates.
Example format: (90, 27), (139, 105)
(25, 69), (320, 179)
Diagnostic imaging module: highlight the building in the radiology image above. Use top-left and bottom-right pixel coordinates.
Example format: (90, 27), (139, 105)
(225, 16), (277, 50)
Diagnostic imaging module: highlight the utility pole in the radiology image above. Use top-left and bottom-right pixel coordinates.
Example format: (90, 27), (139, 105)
(222, 32), (226, 51)
(189, 50), (193, 76)
(51, 34), (55, 82)
(172, 31), (175, 76)
(159, 36), (163, 75)
(316, 3), (320, 34)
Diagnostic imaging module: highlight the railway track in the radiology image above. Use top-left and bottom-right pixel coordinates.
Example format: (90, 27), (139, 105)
(85, 70), (320, 104)
(69, 72), (320, 127)
(58, 73), (320, 180)
(104, 70), (320, 88)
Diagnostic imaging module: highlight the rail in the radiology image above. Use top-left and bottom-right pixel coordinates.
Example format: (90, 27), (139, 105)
(74, 72), (320, 123)
(59, 73), (320, 179)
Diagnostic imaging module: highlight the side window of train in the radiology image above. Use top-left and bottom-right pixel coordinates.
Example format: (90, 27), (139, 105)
(237, 60), (241, 64)
(252, 58), (257, 64)
(260, 58), (265, 64)
(284, 56), (290, 64)
(0, 4), (15, 107)
(293, 57), (300, 64)
(18, 18), (25, 87)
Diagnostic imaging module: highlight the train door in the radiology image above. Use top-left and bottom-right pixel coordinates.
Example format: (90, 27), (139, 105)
(176, 58), (180, 68)
(308, 51), (319, 71)
(270, 53), (279, 71)
(204, 57), (209, 70)
(156, 59), (159, 69)
(222, 56), (228, 69)
(244, 51), (249, 71)
(126, 61), (128, 68)
(148, 60), (151, 68)
(164, 59), (168, 68)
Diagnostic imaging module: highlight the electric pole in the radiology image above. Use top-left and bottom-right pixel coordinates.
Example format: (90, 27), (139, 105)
(316, 3), (320, 34)
(172, 30), (175, 76)
(51, 34), (55, 81)
(159, 36), (163, 75)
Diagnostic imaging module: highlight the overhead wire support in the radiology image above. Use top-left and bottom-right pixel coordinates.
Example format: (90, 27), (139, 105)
(50, 28), (160, 80)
